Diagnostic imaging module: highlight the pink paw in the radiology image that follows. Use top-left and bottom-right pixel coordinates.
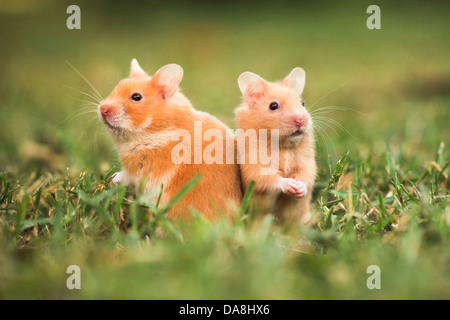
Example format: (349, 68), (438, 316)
(279, 178), (300, 196)
(279, 178), (307, 198)
(294, 180), (307, 198)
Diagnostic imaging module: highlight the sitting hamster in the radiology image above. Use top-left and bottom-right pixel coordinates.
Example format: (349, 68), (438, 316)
(99, 59), (242, 221)
(235, 67), (316, 224)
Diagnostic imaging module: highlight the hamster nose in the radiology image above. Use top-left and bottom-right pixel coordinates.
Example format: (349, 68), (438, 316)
(293, 117), (306, 127)
(100, 104), (116, 117)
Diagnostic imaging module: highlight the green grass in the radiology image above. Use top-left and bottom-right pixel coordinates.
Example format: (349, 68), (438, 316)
(0, 0), (449, 299)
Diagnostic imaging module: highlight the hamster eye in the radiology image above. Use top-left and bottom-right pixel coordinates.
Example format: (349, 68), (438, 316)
(269, 102), (279, 111)
(131, 93), (142, 101)
(300, 99), (305, 106)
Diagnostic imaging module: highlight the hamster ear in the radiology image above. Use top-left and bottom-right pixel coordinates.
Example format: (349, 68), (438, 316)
(151, 64), (184, 100)
(129, 58), (147, 78)
(283, 67), (306, 96)
(238, 72), (268, 107)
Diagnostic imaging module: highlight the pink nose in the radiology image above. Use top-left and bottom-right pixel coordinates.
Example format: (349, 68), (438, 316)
(293, 117), (305, 127)
(100, 104), (116, 117)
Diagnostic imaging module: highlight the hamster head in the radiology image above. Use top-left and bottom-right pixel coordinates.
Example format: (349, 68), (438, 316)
(99, 59), (189, 138)
(236, 67), (312, 146)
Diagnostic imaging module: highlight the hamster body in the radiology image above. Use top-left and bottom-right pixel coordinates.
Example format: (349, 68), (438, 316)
(99, 59), (242, 221)
(235, 68), (316, 224)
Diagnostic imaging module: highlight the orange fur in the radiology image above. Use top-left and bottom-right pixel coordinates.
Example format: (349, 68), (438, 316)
(235, 69), (316, 224)
(99, 60), (241, 221)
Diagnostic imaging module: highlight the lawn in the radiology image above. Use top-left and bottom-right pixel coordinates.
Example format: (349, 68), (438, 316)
(0, 0), (449, 299)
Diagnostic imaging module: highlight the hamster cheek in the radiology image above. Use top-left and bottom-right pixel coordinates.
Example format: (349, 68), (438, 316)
(128, 109), (153, 130)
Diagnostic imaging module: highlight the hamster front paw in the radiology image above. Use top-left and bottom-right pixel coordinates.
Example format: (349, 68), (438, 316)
(279, 177), (301, 196)
(294, 180), (307, 198)
(112, 171), (126, 184)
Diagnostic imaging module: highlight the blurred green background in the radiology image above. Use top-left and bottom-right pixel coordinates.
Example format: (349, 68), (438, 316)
(0, 0), (449, 300)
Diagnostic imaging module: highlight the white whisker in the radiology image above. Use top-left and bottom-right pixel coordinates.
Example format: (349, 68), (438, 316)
(314, 119), (339, 136)
(64, 85), (102, 104)
(56, 107), (99, 127)
(310, 105), (366, 117)
(307, 79), (353, 110)
(313, 123), (337, 156)
(66, 61), (103, 101)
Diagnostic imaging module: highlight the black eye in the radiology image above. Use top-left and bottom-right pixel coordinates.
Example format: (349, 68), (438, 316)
(300, 99), (305, 106)
(269, 102), (279, 110)
(131, 93), (142, 101)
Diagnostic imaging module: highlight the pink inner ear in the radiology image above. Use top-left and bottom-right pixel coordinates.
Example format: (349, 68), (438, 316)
(153, 73), (177, 100)
(245, 80), (266, 107)
(161, 83), (177, 100)
(245, 90), (259, 107)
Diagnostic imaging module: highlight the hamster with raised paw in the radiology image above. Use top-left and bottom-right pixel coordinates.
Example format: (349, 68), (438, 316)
(99, 59), (242, 221)
(235, 67), (316, 224)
